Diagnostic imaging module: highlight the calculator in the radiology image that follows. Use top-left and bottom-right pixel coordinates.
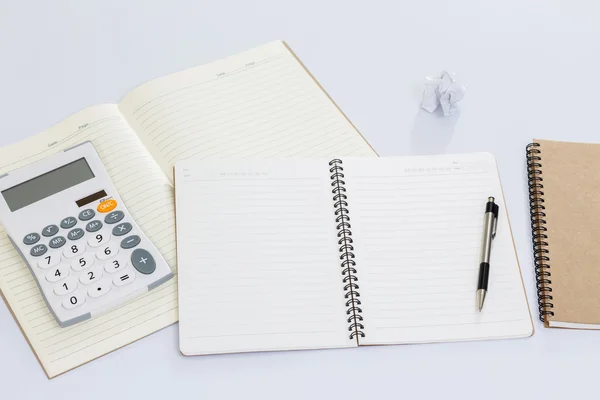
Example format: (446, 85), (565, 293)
(0, 141), (173, 327)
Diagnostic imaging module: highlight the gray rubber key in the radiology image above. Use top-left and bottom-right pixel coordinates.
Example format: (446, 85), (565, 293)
(60, 217), (77, 229)
(121, 235), (141, 249)
(23, 233), (40, 245)
(131, 248), (156, 274)
(30, 244), (48, 257)
(49, 236), (67, 249)
(105, 211), (125, 224)
(86, 220), (103, 232)
(112, 222), (132, 237)
(42, 224), (59, 237)
(79, 209), (95, 221)
(68, 228), (85, 241)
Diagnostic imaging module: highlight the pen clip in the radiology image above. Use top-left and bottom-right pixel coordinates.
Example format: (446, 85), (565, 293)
(491, 203), (499, 239)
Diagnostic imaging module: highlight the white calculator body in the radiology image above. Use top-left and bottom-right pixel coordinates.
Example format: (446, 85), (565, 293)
(0, 141), (173, 327)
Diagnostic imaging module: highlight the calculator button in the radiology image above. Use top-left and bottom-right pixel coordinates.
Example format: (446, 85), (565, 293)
(104, 211), (125, 224)
(49, 236), (67, 249)
(30, 244), (48, 257)
(113, 271), (135, 287)
(131, 249), (156, 275)
(79, 209), (95, 221)
(37, 251), (61, 269)
(71, 253), (95, 272)
(67, 228), (85, 241)
(80, 265), (103, 285)
(42, 225), (59, 237)
(54, 277), (78, 296)
(87, 230), (110, 248)
(60, 217), (77, 229)
(63, 242), (86, 258)
(62, 292), (86, 310)
(85, 220), (103, 232)
(121, 235), (141, 249)
(112, 222), (132, 237)
(46, 265), (70, 283)
(23, 233), (40, 245)
(88, 280), (111, 298)
(104, 254), (128, 274)
(97, 199), (117, 213)
(97, 244), (119, 261)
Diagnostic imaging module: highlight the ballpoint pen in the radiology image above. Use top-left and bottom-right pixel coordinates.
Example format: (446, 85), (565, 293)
(477, 196), (499, 311)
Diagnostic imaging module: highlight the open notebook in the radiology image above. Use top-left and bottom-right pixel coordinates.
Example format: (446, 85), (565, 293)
(0, 41), (376, 378)
(174, 154), (533, 354)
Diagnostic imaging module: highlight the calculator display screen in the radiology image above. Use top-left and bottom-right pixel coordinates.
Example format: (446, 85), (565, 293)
(1, 158), (95, 212)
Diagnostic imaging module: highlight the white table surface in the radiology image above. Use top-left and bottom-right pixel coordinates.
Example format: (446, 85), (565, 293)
(1, 0), (599, 397)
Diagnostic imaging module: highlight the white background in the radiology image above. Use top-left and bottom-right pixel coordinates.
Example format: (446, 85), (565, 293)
(0, 0), (598, 398)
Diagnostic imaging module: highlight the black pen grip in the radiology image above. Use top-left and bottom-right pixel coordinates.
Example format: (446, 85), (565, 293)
(478, 262), (490, 290)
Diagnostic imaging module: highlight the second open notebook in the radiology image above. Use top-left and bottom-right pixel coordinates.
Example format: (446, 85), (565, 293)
(174, 153), (533, 354)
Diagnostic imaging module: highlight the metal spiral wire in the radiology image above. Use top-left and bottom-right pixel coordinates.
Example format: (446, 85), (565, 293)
(329, 159), (365, 339)
(526, 143), (554, 321)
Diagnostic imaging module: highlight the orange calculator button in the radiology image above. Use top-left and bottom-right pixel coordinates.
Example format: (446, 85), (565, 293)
(97, 199), (117, 213)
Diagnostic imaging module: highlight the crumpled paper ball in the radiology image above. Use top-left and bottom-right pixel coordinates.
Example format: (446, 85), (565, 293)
(421, 71), (466, 116)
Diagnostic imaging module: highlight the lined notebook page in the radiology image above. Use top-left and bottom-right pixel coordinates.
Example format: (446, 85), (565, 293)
(175, 159), (353, 355)
(0, 105), (177, 378)
(118, 40), (376, 177)
(342, 154), (533, 345)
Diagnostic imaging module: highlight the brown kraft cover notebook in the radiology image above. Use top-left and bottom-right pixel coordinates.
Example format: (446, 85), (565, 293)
(527, 139), (600, 328)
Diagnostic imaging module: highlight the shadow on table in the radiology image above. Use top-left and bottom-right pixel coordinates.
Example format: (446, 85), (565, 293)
(409, 107), (459, 155)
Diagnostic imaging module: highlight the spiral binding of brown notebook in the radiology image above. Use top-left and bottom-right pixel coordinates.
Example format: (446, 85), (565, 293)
(527, 139), (600, 329)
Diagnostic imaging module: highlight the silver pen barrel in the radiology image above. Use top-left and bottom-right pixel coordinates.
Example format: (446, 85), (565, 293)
(477, 196), (498, 311)
(480, 202), (495, 264)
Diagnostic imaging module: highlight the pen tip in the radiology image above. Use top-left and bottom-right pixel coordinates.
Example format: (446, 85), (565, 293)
(476, 289), (486, 312)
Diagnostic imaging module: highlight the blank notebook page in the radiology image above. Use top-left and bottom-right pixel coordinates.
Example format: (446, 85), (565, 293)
(342, 154), (533, 345)
(175, 159), (354, 355)
(118, 40), (376, 178)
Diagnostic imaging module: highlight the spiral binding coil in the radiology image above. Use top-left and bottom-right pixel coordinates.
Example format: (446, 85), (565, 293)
(526, 143), (554, 322)
(329, 159), (365, 339)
